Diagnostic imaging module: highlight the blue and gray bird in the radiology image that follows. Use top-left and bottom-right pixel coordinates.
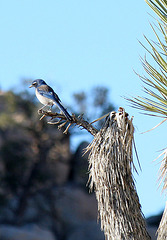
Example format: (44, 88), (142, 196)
(29, 79), (72, 121)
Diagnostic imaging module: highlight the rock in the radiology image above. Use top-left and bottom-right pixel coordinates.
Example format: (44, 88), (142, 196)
(71, 141), (90, 187)
(67, 221), (104, 240)
(53, 185), (98, 235)
(146, 212), (162, 227)
(146, 211), (162, 240)
(0, 224), (56, 240)
(146, 226), (157, 240)
(52, 160), (70, 185)
(54, 185), (97, 223)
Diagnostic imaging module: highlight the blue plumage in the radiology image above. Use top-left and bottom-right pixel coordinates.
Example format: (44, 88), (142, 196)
(29, 79), (72, 121)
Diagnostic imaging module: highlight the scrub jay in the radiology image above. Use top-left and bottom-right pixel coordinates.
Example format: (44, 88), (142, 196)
(29, 79), (72, 121)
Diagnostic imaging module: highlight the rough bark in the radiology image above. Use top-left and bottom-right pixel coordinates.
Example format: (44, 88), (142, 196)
(86, 108), (151, 240)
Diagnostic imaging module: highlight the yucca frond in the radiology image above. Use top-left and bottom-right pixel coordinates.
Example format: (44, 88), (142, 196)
(146, 0), (167, 24)
(128, 22), (167, 118)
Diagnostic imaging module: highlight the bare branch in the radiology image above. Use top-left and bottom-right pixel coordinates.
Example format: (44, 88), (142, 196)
(38, 109), (98, 136)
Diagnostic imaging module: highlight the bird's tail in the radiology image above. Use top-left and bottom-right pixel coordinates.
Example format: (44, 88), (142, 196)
(54, 101), (72, 121)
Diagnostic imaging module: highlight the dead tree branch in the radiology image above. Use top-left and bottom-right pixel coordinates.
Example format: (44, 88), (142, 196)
(38, 109), (98, 136)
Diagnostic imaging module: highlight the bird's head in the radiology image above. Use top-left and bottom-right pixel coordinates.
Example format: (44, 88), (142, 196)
(29, 79), (46, 88)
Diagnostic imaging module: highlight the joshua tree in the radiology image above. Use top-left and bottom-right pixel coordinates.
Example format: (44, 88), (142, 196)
(29, 1), (167, 239)
(41, 104), (151, 240)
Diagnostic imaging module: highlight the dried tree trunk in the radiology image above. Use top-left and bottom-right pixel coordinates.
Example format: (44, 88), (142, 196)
(86, 108), (151, 240)
(157, 201), (167, 240)
(156, 147), (167, 239)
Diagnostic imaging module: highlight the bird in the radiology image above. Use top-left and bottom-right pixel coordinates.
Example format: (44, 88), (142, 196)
(29, 79), (72, 121)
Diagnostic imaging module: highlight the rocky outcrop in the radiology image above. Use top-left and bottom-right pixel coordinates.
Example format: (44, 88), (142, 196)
(0, 224), (56, 240)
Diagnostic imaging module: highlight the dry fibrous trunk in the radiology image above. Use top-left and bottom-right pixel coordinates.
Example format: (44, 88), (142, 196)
(157, 149), (167, 239)
(157, 201), (167, 240)
(86, 108), (151, 240)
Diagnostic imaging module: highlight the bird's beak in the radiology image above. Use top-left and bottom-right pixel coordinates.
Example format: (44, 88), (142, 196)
(29, 84), (33, 88)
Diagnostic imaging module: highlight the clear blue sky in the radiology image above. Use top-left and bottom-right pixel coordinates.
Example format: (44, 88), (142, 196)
(0, 0), (166, 217)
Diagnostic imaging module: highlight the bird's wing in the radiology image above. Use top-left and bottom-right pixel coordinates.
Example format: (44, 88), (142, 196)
(37, 85), (61, 102)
